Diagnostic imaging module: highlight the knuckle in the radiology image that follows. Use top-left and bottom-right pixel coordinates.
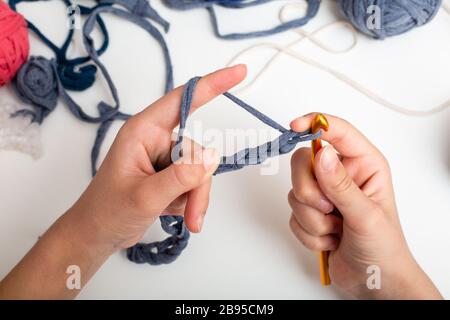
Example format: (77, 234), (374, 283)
(291, 147), (309, 166)
(333, 172), (355, 195)
(172, 163), (203, 188)
(121, 116), (140, 134)
(306, 237), (323, 251)
(311, 220), (329, 237)
(289, 215), (322, 251)
(287, 190), (297, 207)
(303, 212), (327, 236)
(293, 185), (313, 205)
(167, 194), (187, 212)
(289, 215), (297, 232)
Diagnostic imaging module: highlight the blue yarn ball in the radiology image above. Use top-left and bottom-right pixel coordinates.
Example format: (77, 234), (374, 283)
(338, 0), (442, 39)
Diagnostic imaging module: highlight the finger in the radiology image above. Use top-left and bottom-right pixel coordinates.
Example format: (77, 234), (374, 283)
(135, 64), (247, 132)
(184, 178), (212, 233)
(140, 148), (220, 213)
(290, 113), (381, 159)
(155, 134), (203, 171)
(288, 195), (342, 236)
(314, 145), (381, 228)
(290, 148), (334, 213)
(289, 215), (339, 251)
(162, 194), (188, 215)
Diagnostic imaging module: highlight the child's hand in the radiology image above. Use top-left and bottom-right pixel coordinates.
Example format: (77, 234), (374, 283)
(288, 114), (441, 299)
(70, 65), (247, 250)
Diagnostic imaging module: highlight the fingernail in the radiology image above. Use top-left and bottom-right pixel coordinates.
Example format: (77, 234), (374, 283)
(197, 214), (204, 232)
(319, 198), (334, 213)
(202, 148), (219, 172)
(320, 146), (338, 172)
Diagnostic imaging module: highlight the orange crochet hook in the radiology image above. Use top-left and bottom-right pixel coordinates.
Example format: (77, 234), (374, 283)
(310, 114), (331, 286)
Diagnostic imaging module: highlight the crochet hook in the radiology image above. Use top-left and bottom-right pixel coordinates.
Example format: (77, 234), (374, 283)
(311, 113), (331, 286)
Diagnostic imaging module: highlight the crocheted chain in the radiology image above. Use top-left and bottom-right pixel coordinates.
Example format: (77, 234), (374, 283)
(126, 76), (321, 265)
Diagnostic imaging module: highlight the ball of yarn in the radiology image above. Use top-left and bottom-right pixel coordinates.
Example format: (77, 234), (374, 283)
(338, 0), (442, 39)
(15, 56), (59, 124)
(0, 1), (29, 86)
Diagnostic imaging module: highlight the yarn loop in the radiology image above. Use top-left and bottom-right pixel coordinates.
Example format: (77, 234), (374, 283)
(127, 216), (190, 265)
(164, 0), (321, 39)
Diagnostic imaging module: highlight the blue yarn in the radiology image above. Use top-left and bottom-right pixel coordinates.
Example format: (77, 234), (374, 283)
(97, 0), (171, 31)
(83, 5), (181, 266)
(164, 0), (320, 39)
(127, 215), (190, 264)
(85, 4), (174, 175)
(9, 0), (111, 91)
(164, 0), (271, 10)
(13, 1), (173, 126)
(338, 0), (442, 39)
(126, 76), (321, 265)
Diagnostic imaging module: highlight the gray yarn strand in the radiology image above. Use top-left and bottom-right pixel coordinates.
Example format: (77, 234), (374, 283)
(87, 5), (175, 175)
(83, 4), (180, 266)
(98, 0), (171, 31)
(164, 0), (321, 40)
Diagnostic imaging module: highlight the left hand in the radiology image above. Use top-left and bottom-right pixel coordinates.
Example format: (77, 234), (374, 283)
(70, 64), (247, 251)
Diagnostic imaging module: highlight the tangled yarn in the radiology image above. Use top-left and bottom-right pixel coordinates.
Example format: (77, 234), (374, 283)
(127, 76), (321, 265)
(338, 0), (443, 39)
(166, 0), (443, 40)
(97, 0), (170, 31)
(12, 0), (172, 125)
(9, 0), (111, 92)
(164, 0), (320, 39)
(164, 0), (272, 10)
(0, 0), (29, 86)
(84, 4), (174, 175)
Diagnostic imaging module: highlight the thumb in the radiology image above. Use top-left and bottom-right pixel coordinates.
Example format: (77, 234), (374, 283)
(145, 148), (220, 212)
(315, 145), (374, 227)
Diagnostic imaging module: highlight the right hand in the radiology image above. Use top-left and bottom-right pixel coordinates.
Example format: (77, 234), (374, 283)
(288, 114), (442, 299)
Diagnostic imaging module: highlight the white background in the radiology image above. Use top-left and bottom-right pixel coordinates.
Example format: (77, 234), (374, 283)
(0, 0), (449, 299)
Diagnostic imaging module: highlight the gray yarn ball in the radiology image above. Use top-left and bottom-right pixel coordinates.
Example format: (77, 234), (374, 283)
(338, 0), (442, 39)
(15, 56), (59, 123)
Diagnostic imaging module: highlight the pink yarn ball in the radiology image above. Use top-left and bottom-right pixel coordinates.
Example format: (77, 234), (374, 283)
(0, 0), (29, 87)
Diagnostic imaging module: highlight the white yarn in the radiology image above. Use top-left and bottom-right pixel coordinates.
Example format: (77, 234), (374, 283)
(444, 1), (450, 15)
(0, 101), (42, 159)
(227, 2), (450, 117)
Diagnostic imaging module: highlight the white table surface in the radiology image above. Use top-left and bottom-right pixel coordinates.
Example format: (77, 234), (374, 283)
(1, 0), (449, 299)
